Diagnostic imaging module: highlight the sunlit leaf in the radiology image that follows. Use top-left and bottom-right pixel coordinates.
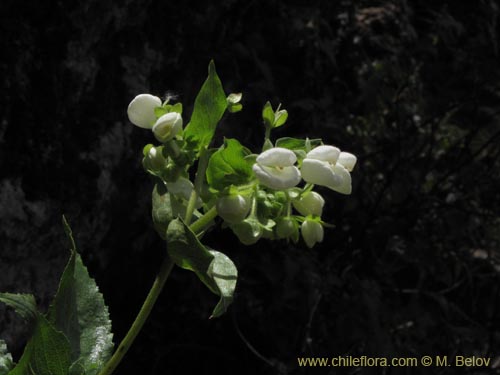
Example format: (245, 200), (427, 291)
(183, 61), (227, 152)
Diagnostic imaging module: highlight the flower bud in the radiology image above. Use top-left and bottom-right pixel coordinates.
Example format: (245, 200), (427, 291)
(127, 94), (162, 129)
(293, 191), (325, 217)
(146, 146), (166, 171)
(275, 217), (297, 239)
(152, 112), (183, 142)
(231, 218), (262, 245)
(216, 195), (251, 224)
(301, 219), (324, 248)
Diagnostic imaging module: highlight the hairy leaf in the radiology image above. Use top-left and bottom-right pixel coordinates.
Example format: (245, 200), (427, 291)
(0, 340), (13, 375)
(166, 219), (237, 317)
(0, 293), (37, 323)
(10, 314), (71, 375)
(206, 249), (238, 318)
(183, 61), (227, 151)
(47, 218), (114, 375)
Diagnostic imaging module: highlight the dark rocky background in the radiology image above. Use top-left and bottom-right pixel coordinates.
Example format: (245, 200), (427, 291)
(1, 0), (500, 374)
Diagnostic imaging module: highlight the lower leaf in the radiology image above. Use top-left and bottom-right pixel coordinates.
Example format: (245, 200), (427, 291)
(9, 314), (71, 375)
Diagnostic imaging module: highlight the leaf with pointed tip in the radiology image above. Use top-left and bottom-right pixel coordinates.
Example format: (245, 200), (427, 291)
(166, 218), (237, 317)
(47, 218), (114, 375)
(183, 61), (227, 152)
(0, 293), (37, 323)
(9, 314), (72, 375)
(206, 249), (238, 318)
(0, 340), (13, 375)
(262, 101), (274, 128)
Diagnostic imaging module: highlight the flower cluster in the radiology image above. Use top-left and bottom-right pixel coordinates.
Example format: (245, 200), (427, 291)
(127, 88), (356, 249)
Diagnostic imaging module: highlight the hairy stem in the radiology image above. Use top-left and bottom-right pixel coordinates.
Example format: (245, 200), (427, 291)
(97, 255), (175, 375)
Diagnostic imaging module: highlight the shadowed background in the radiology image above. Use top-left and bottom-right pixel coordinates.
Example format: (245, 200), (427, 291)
(1, 1), (500, 374)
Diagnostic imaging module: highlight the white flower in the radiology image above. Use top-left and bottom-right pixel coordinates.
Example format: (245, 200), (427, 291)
(146, 146), (166, 170)
(252, 148), (301, 190)
(301, 145), (357, 195)
(293, 191), (325, 217)
(127, 94), (162, 129)
(152, 112), (183, 142)
(216, 194), (251, 224)
(301, 219), (324, 248)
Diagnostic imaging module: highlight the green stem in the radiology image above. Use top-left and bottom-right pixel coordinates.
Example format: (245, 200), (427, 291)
(185, 147), (209, 224)
(164, 140), (181, 159)
(97, 255), (175, 375)
(189, 206), (218, 235)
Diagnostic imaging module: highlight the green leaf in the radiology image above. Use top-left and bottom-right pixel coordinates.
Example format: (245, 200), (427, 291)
(275, 137), (322, 151)
(154, 106), (168, 118)
(170, 102), (183, 114)
(166, 218), (237, 318)
(152, 182), (189, 239)
(0, 340), (13, 375)
(166, 219), (216, 290)
(262, 101), (274, 128)
(227, 103), (243, 113)
(0, 293), (37, 323)
(206, 138), (255, 191)
(9, 314), (72, 375)
(183, 61), (227, 152)
(47, 218), (114, 375)
(274, 109), (288, 127)
(206, 249), (238, 319)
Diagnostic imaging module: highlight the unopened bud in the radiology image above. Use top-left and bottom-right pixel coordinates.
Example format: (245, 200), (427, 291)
(301, 219), (324, 248)
(216, 195), (251, 224)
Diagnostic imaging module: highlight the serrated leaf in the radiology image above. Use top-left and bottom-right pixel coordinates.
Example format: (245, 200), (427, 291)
(10, 314), (71, 375)
(206, 138), (255, 191)
(262, 101), (274, 127)
(183, 61), (227, 152)
(0, 340), (13, 375)
(166, 219), (237, 318)
(47, 219), (113, 375)
(0, 293), (37, 323)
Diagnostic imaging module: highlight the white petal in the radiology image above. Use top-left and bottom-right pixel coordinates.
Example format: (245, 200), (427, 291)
(127, 94), (162, 129)
(301, 220), (324, 248)
(306, 145), (340, 164)
(328, 164), (352, 195)
(256, 147), (297, 167)
(167, 177), (193, 201)
(152, 112), (183, 142)
(293, 191), (325, 217)
(338, 152), (357, 172)
(253, 164), (301, 190)
(301, 159), (339, 187)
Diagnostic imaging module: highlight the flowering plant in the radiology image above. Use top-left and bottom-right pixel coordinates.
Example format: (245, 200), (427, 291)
(0, 61), (356, 375)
